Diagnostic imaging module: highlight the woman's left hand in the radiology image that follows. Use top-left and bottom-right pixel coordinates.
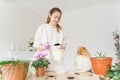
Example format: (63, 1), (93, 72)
(44, 42), (50, 49)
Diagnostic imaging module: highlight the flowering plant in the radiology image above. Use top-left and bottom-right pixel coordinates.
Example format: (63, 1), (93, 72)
(31, 50), (50, 68)
(113, 30), (120, 60)
(105, 29), (120, 80)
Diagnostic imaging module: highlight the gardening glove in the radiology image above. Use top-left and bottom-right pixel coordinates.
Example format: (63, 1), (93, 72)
(58, 46), (63, 50)
(44, 42), (50, 49)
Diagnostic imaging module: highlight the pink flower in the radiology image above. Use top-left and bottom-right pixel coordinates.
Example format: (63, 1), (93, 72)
(117, 59), (120, 63)
(34, 50), (50, 59)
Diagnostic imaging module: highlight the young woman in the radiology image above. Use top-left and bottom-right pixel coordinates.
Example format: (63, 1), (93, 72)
(33, 7), (66, 71)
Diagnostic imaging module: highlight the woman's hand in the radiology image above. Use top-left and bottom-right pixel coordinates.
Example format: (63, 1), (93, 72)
(44, 42), (50, 49)
(58, 45), (66, 50)
(36, 42), (50, 51)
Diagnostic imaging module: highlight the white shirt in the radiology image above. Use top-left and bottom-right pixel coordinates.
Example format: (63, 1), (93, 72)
(33, 24), (66, 48)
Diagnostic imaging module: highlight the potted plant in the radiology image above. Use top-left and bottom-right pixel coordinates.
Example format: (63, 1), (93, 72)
(90, 51), (112, 75)
(0, 59), (30, 80)
(105, 30), (120, 80)
(31, 50), (50, 77)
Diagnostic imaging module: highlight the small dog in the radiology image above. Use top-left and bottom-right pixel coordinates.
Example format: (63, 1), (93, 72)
(75, 46), (91, 72)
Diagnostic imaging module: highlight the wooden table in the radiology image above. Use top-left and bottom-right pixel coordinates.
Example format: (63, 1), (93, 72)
(26, 71), (100, 80)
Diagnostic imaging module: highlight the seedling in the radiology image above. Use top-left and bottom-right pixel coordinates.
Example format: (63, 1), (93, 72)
(95, 51), (107, 58)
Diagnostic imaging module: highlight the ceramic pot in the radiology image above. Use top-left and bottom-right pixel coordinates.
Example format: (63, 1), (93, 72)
(36, 67), (45, 77)
(2, 64), (28, 80)
(90, 57), (112, 75)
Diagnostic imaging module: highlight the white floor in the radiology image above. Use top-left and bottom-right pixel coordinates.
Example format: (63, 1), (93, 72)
(26, 70), (100, 80)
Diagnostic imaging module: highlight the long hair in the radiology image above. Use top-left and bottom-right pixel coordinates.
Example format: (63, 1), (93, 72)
(46, 7), (62, 32)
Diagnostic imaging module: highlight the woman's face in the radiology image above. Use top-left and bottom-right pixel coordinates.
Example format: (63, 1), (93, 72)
(49, 11), (61, 26)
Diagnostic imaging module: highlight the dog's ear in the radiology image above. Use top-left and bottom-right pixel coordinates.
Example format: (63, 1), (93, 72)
(77, 48), (79, 55)
(81, 47), (91, 57)
(77, 47), (81, 55)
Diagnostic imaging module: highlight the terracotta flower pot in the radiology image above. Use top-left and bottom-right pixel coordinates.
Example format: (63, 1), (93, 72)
(90, 57), (112, 75)
(36, 67), (45, 77)
(1, 64), (28, 80)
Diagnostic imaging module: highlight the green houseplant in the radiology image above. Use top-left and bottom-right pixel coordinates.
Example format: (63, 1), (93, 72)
(0, 59), (30, 80)
(31, 50), (50, 76)
(95, 51), (106, 58)
(90, 51), (112, 75)
(105, 30), (120, 80)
